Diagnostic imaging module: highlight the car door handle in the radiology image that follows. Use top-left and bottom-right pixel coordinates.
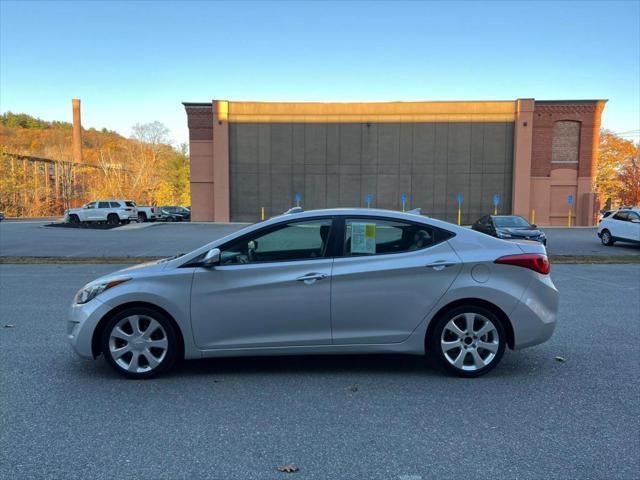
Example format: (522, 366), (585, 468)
(296, 273), (328, 284)
(425, 261), (458, 271)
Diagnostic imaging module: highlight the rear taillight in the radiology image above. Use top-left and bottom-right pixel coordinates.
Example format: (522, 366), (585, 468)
(494, 253), (550, 275)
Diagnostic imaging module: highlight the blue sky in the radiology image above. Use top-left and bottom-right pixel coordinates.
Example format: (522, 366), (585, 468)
(1, 0), (638, 145)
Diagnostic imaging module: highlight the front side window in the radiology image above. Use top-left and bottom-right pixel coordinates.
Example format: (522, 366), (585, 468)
(344, 218), (444, 256)
(627, 212), (639, 222)
(84, 202), (96, 209)
(110, 202), (121, 208)
(220, 219), (333, 265)
(125, 201), (136, 207)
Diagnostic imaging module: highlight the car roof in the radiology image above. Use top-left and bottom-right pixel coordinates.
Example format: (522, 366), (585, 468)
(267, 207), (457, 230)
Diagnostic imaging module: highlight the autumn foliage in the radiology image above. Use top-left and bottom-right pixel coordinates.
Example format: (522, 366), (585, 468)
(0, 113), (190, 216)
(596, 130), (640, 208)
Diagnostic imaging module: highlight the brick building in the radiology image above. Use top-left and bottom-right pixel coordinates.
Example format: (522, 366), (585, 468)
(183, 99), (606, 225)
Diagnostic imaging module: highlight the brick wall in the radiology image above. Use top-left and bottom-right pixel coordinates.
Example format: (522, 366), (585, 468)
(531, 101), (603, 177)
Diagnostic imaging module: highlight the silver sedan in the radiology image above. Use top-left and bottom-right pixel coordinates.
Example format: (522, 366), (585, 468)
(68, 208), (558, 379)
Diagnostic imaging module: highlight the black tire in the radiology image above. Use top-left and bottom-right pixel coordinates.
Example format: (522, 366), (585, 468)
(166, 216), (175, 222)
(107, 213), (119, 226)
(428, 305), (506, 378)
(69, 214), (80, 224)
(600, 229), (614, 246)
(137, 212), (147, 223)
(100, 307), (179, 379)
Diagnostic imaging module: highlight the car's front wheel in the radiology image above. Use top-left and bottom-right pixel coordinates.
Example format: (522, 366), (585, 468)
(100, 307), (179, 379)
(429, 306), (506, 377)
(600, 229), (614, 246)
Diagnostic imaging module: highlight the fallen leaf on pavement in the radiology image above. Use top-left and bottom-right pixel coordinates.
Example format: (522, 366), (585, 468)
(3, 324), (15, 328)
(277, 464), (299, 473)
(555, 356), (566, 363)
(349, 384), (359, 392)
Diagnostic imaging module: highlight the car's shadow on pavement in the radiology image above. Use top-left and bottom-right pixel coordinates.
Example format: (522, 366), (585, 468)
(67, 350), (549, 380)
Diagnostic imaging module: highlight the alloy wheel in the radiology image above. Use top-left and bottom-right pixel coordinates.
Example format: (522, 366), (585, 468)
(440, 312), (500, 372)
(108, 315), (168, 373)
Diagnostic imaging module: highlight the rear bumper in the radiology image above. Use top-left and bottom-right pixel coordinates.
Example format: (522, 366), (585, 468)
(510, 274), (559, 349)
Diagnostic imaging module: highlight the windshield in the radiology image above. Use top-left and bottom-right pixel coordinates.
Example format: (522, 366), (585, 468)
(493, 216), (530, 228)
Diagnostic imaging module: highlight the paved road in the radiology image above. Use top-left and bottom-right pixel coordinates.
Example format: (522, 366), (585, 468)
(1, 221), (639, 258)
(1, 264), (638, 479)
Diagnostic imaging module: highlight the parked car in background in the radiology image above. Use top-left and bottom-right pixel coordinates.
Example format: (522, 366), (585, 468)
(136, 206), (162, 223)
(65, 200), (138, 225)
(472, 215), (546, 245)
(0, 211), (4, 222)
(598, 208), (640, 245)
(68, 207), (558, 379)
(161, 206), (191, 222)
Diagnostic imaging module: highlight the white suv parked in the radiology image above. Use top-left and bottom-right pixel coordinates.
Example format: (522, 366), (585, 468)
(65, 200), (138, 225)
(598, 207), (640, 245)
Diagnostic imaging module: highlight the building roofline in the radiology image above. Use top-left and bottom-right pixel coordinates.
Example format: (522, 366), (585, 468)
(182, 102), (211, 107)
(535, 99), (608, 104)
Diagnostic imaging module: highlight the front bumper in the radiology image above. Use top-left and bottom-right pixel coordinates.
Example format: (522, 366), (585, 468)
(67, 298), (113, 358)
(510, 273), (559, 349)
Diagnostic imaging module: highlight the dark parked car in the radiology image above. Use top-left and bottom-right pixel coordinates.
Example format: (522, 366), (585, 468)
(472, 215), (546, 245)
(161, 206), (191, 222)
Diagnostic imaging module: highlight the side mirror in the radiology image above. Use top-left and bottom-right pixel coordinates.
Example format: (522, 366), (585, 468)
(531, 224), (538, 228)
(202, 248), (221, 268)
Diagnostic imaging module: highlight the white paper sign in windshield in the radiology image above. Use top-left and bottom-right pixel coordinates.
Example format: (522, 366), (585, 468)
(351, 222), (376, 254)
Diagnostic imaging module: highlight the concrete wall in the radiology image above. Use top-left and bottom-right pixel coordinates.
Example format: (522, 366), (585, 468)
(229, 121), (514, 223)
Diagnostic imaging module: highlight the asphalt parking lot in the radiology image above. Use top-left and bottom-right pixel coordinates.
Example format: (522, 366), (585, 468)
(1, 263), (638, 479)
(1, 220), (639, 258)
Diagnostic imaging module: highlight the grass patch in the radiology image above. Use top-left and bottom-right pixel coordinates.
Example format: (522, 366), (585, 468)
(549, 255), (640, 264)
(0, 256), (163, 264)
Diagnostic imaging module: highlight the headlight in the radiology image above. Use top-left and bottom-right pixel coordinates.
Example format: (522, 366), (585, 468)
(496, 231), (512, 238)
(74, 278), (130, 304)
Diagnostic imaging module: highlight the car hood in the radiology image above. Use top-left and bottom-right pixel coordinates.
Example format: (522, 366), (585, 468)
(110, 258), (172, 277)
(496, 227), (544, 237)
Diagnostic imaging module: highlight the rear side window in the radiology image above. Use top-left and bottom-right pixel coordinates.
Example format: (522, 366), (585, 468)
(613, 211), (629, 221)
(343, 218), (452, 256)
(110, 202), (121, 208)
(98, 202), (110, 208)
(125, 201), (136, 207)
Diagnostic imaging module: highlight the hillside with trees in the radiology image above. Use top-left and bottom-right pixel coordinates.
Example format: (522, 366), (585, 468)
(0, 113), (189, 216)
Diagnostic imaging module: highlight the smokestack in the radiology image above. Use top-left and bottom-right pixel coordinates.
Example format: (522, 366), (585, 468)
(72, 98), (83, 164)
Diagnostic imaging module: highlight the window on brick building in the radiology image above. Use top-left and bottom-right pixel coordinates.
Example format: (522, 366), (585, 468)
(552, 121), (581, 163)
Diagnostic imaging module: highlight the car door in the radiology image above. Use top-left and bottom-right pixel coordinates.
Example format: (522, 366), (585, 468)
(81, 202), (96, 221)
(330, 217), (461, 344)
(190, 217), (335, 350)
(611, 211), (628, 239)
(624, 212), (640, 241)
(97, 201), (111, 221)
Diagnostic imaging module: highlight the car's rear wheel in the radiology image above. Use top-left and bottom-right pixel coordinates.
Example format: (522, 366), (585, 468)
(69, 214), (80, 224)
(166, 216), (175, 222)
(107, 213), (119, 226)
(601, 229), (614, 246)
(137, 212), (147, 223)
(429, 305), (506, 377)
(100, 307), (179, 379)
